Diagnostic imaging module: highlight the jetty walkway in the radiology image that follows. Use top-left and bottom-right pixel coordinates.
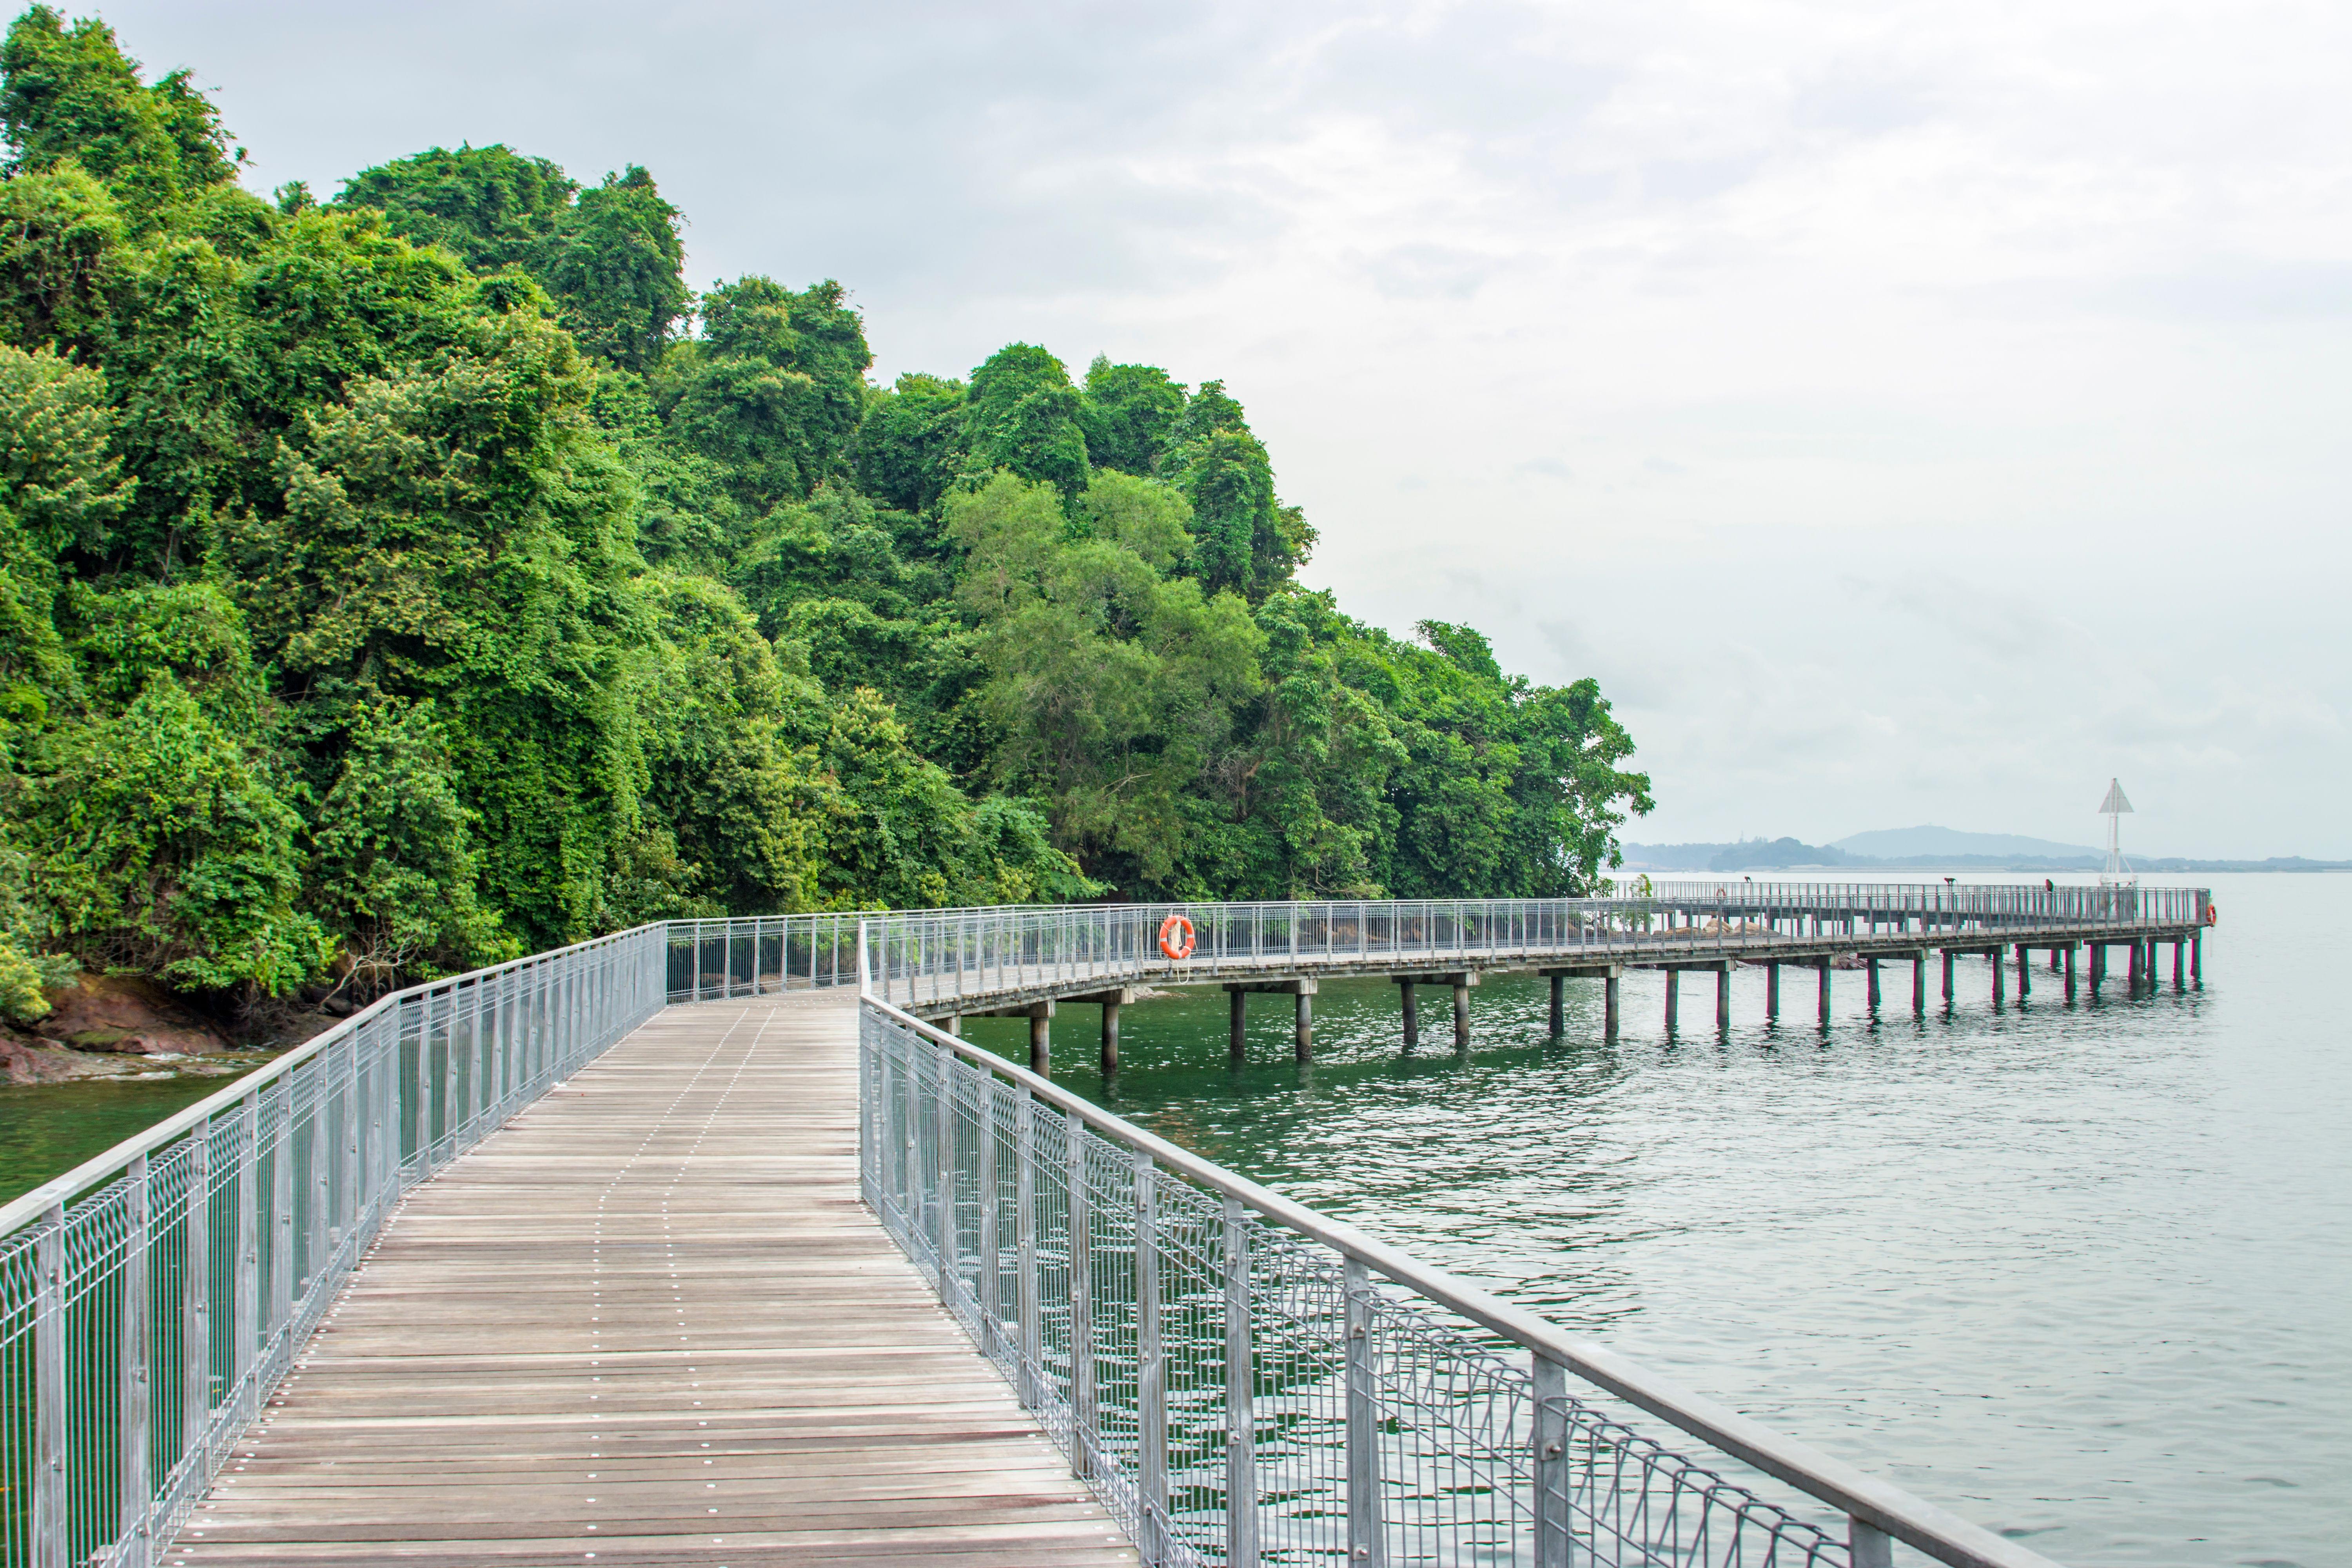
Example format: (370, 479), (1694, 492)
(0, 884), (2207, 1568)
(171, 991), (1134, 1566)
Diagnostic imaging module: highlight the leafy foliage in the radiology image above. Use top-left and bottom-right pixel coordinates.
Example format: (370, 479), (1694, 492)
(0, 7), (1649, 1019)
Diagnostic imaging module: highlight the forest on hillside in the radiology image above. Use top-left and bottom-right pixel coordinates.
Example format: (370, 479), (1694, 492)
(0, 6), (1651, 1023)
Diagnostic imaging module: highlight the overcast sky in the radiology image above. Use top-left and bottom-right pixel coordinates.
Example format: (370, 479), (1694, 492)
(85, 0), (2352, 857)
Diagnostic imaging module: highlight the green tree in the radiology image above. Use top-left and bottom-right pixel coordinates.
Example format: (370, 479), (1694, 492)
(1165, 379), (1314, 599)
(35, 673), (328, 995)
(1078, 356), (1186, 475)
(339, 147), (687, 372)
(964, 343), (1089, 500)
(951, 472), (1262, 893)
(853, 372), (967, 514)
(232, 304), (652, 948)
(335, 143), (574, 272)
(0, 5), (238, 216)
(658, 276), (871, 512)
(530, 165), (686, 371)
(309, 694), (506, 990)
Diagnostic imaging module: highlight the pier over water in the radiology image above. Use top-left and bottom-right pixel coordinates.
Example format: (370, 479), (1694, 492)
(0, 884), (2209, 1568)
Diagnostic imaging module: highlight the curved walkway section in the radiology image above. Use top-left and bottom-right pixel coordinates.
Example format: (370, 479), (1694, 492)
(175, 991), (1137, 1567)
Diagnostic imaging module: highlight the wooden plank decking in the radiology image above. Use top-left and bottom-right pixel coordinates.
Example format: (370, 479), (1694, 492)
(175, 991), (1137, 1566)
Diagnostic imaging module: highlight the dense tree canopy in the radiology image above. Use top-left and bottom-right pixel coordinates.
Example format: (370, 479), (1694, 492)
(0, 6), (1650, 1023)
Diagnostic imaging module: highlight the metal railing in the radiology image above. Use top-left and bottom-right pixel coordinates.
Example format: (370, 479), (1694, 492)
(2, 882), (2195, 1568)
(0, 924), (666, 1568)
(858, 984), (2063, 1568)
(664, 911), (868, 1001)
(856, 886), (2211, 1013)
(1637, 880), (2207, 926)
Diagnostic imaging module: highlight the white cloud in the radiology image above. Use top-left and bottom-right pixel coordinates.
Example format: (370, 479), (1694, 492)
(88, 0), (2352, 856)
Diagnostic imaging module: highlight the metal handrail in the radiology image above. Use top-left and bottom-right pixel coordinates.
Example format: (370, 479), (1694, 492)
(0, 923), (669, 1568)
(857, 972), (2067, 1568)
(849, 885), (2210, 1013)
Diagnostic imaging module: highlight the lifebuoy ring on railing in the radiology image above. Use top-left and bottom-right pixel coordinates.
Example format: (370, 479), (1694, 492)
(2205, 902), (2218, 927)
(1158, 913), (1196, 962)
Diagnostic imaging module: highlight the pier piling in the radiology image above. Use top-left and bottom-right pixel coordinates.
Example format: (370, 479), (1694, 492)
(1229, 987), (1246, 1061)
(1549, 973), (1564, 1037)
(1452, 977), (1472, 1050)
(1717, 965), (1731, 1030)
(2065, 944), (2077, 1002)
(1028, 1001), (1053, 1077)
(1101, 1000), (1119, 1074)
(1866, 958), (1880, 1012)
(1604, 974), (1620, 1038)
(1296, 990), (1313, 1063)
(2016, 944), (2030, 999)
(1941, 949), (1954, 1004)
(1817, 960), (1831, 1025)
(1399, 980), (1419, 1048)
(1664, 969), (1679, 1032)
(1912, 955), (1925, 1014)
(1766, 962), (1780, 1018)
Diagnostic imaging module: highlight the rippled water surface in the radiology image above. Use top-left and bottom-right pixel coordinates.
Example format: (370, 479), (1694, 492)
(0, 1073), (254, 1206)
(963, 873), (2348, 1568)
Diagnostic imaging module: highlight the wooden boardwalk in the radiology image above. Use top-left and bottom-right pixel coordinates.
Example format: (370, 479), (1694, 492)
(176, 991), (1137, 1566)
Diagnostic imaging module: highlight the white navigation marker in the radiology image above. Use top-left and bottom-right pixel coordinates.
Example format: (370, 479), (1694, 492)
(2099, 778), (2136, 886)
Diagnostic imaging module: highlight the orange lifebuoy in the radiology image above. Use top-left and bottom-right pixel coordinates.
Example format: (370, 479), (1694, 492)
(1158, 913), (1196, 962)
(2205, 902), (2218, 926)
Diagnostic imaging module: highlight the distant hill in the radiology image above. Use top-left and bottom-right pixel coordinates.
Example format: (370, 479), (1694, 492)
(1831, 826), (2103, 860)
(1619, 838), (1858, 872)
(1618, 832), (2352, 875)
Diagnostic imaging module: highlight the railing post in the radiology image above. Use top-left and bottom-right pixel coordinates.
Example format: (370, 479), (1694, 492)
(1135, 1147), (1167, 1563)
(1345, 1256), (1385, 1566)
(305, 1080), (327, 1298)
(901, 1042), (922, 1239)
(33, 1203), (64, 1568)
(489, 976), (508, 1117)
(1067, 1112), (1094, 1482)
(1223, 1195), (1258, 1568)
(1015, 1088), (1038, 1409)
(440, 990), (458, 1156)
(234, 1092), (258, 1420)
(935, 1041), (958, 1305)
(1532, 1352), (1570, 1568)
(340, 1042), (360, 1254)
(365, 1024), (387, 1229)
(183, 1124), (211, 1470)
(976, 1076), (999, 1361)
(411, 998), (431, 1178)
(122, 1151), (151, 1567)
(1850, 1518), (1895, 1568)
(270, 1092), (294, 1362)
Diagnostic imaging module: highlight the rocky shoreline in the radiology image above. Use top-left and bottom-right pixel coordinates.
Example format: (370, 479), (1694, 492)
(2, 973), (332, 1086)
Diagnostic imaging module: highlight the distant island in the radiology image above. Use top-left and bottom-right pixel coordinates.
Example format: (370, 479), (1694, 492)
(1622, 827), (2352, 875)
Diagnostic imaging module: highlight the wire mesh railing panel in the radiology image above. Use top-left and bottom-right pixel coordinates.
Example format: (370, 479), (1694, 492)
(836, 887), (2210, 1017)
(0, 924), (666, 1568)
(1555, 1398), (1845, 1568)
(859, 996), (2069, 1568)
